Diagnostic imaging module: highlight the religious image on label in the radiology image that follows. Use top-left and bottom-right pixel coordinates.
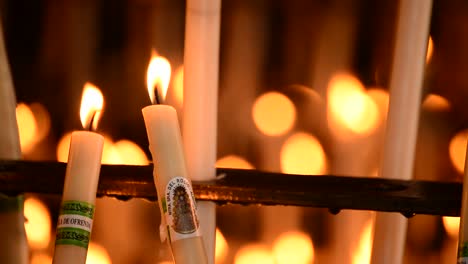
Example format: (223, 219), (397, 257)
(165, 177), (200, 241)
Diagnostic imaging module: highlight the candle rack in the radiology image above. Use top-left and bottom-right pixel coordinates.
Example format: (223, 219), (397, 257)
(0, 160), (460, 217)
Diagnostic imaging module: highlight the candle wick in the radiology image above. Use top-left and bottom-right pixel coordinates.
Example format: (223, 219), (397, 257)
(154, 86), (162, 105)
(86, 111), (97, 131)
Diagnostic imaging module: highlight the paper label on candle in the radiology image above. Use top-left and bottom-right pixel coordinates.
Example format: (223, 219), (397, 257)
(55, 200), (95, 249)
(164, 176), (201, 242)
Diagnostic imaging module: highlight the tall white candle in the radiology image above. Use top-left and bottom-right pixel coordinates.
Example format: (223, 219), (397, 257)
(183, 1), (221, 263)
(458, 145), (468, 262)
(370, 1), (432, 264)
(0, 17), (28, 264)
(53, 83), (105, 264)
(143, 54), (207, 264)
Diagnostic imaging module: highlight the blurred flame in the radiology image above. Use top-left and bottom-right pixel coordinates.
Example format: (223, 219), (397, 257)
(56, 132), (73, 162)
(216, 155), (254, 169)
(16, 103), (38, 153)
(30, 103), (51, 143)
(443, 216), (460, 238)
(426, 36), (433, 63)
(280, 132), (326, 175)
(147, 51), (172, 103)
(101, 136), (122, 164)
(173, 66), (184, 106)
(80, 83), (104, 131)
(114, 140), (149, 165)
(216, 228), (229, 263)
(272, 231), (314, 264)
(449, 129), (468, 173)
(24, 197), (51, 250)
(86, 242), (111, 264)
(328, 73), (380, 135)
(367, 88), (389, 122)
(422, 94), (450, 112)
(252, 92), (296, 136)
(352, 219), (373, 264)
(31, 253), (52, 264)
(235, 243), (275, 264)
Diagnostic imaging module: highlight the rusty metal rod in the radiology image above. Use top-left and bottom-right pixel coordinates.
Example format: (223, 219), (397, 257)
(0, 160), (461, 216)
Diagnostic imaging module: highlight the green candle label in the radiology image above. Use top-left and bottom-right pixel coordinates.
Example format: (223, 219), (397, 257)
(164, 177), (201, 242)
(458, 242), (468, 264)
(55, 200), (95, 249)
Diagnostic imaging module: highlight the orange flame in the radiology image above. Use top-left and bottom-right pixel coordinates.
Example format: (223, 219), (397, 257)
(146, 50), (171, 104)
(80, 83), (104, 131)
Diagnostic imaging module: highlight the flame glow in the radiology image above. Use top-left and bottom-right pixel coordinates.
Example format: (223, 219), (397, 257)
(443, 216), (460, 238)
(147, 51), (172, 104)
(86, 242), (111, 264)
(216, 155), (254, 169)
(252, 92), (296, 136)
(80, 83), (104, 130)
(235, 243), (275, 264)
(272, 231), (314, 264)
(24, 197), (51, 250)
(449, 129), (468, 174)
(114, 140), (149, 165)
(280, 132), (326, 175)
(216, 228), (229, 263)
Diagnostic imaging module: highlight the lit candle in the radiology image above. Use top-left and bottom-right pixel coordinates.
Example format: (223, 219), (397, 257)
(458, 147), (468, 262)
(183, 0), (221, 262)
(0, 18), (28, 263)
(52, 83), (105, 264)
(370, 1), (433, 264)
(142, 53), (207, 264)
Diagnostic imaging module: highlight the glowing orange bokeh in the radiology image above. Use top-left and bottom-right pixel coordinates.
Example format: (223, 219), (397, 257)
(252, 92), (296, 136)
(280, 132), (326, 175)
(272, 231), (314, 264)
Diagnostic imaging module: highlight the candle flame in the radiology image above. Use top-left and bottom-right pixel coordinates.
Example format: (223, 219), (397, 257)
(80, 83), (104, 130)
(146, 50), (171, 104)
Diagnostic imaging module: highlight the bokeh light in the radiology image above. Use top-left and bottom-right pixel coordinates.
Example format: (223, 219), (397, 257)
(426, 36), (433, 63)
(235, 243), (275, 264)
(216, 155), (254, 169)
(422, 93), (450, 112)
(272, 231), (314, 264)
(114, 140), (149, 165)
(443, 216), (460, 238)
(29, 102), (51, 143)
(328, 74), (379, 135)
(367, 88), (389, 123)
(215, 228), (229, 263)
(449, 129), (468, 173)
(24, 197), (51, 250)
(86, 242), (111, 264)
(352, 219), (373, 264)
(16, 103), (38, 153)
(172, 66), (184, 106)
(31, 253), (52, 264)
(280, 132), (326, 175)
(56, 132), (73, 162)
(252, 92), (296, 136)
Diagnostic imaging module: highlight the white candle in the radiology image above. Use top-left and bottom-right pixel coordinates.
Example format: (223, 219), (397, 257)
(0, 18), (28, 264)
(143, 54), (207, 264)
(370, 1), (432, 264)
(53, 83), (105, 264)
(183, 0), (221, 262)
(458, 146), (468, 262)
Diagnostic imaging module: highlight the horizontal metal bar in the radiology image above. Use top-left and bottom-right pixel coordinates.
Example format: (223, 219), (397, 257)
(0, 160), (461, 216)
